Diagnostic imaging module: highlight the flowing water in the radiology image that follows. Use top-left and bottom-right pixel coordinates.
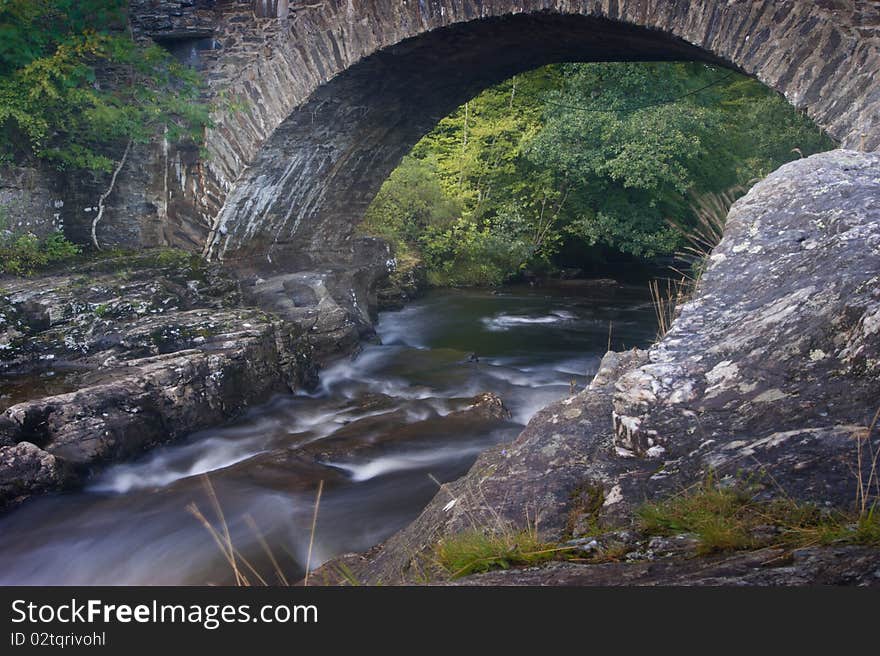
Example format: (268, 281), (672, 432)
(0, 282), (656, 585)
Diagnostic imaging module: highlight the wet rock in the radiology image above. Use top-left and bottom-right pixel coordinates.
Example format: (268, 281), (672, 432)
(0, 442), (73, 509)
(461, 393), (512, 422)
(218, 451), (349, 494)
(0, 251), (317, 508)
(233, 238), (394, 365)
(299, 393), (511, 463)
(376, 256), (428, 311)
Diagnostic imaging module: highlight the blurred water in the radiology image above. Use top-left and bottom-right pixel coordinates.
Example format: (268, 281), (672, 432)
(0, 283), (656, 585)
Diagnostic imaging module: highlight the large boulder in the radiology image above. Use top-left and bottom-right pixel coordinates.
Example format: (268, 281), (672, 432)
(319, 149), (880, 584)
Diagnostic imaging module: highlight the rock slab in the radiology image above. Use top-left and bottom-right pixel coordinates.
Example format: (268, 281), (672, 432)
(321, 150), (880, 584)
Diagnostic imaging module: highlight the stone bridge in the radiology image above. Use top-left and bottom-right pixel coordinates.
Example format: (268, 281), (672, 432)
(98, 0), (879, 267)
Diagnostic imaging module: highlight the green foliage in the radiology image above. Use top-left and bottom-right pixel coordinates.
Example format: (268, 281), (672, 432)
(638, 477), (880, 555)
(0, 228), (81, 275)
(362, 62), (835, 285)
(363, 155), (460, 246)
(0, 0), (210, 171)
(422, 217), (533, 287)
(434, 529), (568, 578)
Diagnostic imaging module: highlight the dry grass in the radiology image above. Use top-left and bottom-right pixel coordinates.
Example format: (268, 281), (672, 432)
(667, 186), (747, 278)
(186, 475), (270, 586)
(303, 479), (324, 587)
(649, 186), (748, 341)
(649, 277), (690, 340)
(187, 474), (325, 586)
(855, 408), (880, 518)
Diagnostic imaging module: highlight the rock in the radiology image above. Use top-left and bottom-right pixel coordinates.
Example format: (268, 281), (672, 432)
(318, 150), (880, 585)
(297, 393), (511, 463)
(0, 167), (61, 240)
(232, 237), (395, 365)
(646, 534), (701, 559)
(0, 251), (317, 508)
(436, 546), (880, 586)
(376, 255), (428, 311)
(610, 150), (880, 510)
(0, 442), (73, 509)
(565, 537), (600, 555)
(460, 393), (511, 423)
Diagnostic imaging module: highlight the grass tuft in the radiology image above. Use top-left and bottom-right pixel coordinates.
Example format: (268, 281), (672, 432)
(434, 528), (573, 579)
(638, 476), (880, 555)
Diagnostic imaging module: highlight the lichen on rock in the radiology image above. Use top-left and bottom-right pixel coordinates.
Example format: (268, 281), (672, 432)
(315, 150), (880, 585)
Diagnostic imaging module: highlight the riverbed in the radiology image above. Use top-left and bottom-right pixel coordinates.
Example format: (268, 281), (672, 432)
(0, 282), (656, 585)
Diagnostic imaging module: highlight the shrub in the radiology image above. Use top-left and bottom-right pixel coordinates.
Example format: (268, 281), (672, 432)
(0, 228), (80, 275)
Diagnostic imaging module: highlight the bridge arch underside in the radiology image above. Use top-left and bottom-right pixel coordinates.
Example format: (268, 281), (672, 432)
(204, 11), (868, 268)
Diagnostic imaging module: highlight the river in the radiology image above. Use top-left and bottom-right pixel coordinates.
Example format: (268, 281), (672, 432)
(0, 282), (657, 585)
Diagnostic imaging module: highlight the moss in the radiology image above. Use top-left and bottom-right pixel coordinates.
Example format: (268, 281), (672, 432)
(0, 231), (81, 276)
(151, 248), (198, 269)
(565, 481), (607, 538)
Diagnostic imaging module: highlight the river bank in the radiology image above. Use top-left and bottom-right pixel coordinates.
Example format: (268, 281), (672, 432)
(0, 267), (658, 583)
(2, 152), (879, 586)
(315, 151), (880, 586)
(0, 250), (318, 511)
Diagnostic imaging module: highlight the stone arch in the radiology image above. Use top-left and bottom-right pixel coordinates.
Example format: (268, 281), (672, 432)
(136, 1), (880, 264)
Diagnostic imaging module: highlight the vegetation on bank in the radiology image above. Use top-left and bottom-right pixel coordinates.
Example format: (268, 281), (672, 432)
(637, 476), (880, 556)
(434, 528), (568, 579)
(362, 62), (835, 287)
(431, 475), (880, 579)
(0, 206), (79, 275)
(0, 1), (211, 259)
(0, 0), (209, 173)
(0, 227), (80, 275)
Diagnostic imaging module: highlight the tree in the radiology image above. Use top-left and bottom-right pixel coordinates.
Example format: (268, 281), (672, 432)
(362, 62), (836, 285)
(0, 1), (210, 172)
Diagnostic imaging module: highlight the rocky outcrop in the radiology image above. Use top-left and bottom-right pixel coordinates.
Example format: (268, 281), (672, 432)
(318, 150), (880, 584)
(231, 237), (396, 364)
(0, 251), (316, 509)
(0, 166), (65, 239)
(437, 546), (880, 586)
(0, 442), (74, 504)
(376, 255), (428, 311)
